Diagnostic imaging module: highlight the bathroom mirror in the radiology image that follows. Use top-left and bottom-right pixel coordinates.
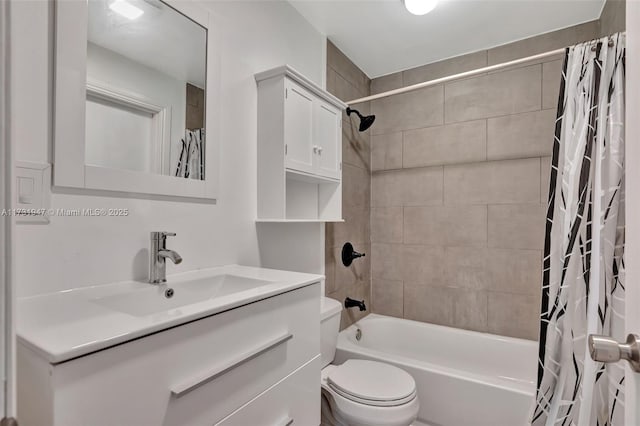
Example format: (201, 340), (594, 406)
(53, 0), (218, 199)
(86, 0), (206, 179)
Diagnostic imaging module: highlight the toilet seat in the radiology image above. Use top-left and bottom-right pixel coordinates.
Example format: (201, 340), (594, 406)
(327, 360), (417, 407)
(321, 360), (419, 426)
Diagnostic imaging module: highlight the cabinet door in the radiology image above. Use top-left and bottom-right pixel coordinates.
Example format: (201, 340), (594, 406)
(283, 80), (315, 174)
(313, 101), (341, 180)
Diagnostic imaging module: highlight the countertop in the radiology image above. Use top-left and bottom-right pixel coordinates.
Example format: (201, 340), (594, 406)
(17, 265), (323, 364)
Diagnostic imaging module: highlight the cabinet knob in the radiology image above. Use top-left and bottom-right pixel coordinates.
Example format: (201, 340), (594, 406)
(317, 146), (323, 155)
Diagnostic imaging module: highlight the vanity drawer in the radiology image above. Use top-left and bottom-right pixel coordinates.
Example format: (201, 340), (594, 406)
(216, 356), (320, 426)
(37, 283), (320, 426)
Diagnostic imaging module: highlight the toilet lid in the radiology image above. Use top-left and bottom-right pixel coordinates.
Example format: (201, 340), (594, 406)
(327, 360), (416, 407)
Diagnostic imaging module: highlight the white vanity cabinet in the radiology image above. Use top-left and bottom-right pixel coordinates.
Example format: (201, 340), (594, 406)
(17, 283), (321, 426)
(256, 66), (346, 222)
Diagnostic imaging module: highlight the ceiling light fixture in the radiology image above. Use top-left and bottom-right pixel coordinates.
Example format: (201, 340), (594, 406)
(109, 0), (144, 20)
(403, 0), (438, 15)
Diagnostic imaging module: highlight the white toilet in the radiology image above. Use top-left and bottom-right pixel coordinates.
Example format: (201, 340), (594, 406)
(320, 297), (419, 426)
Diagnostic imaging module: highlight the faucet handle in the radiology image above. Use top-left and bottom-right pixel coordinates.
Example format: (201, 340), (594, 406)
(151, 231), (177, 240)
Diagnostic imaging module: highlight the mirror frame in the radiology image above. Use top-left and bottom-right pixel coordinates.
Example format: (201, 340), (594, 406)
(53, 0), (219, 200)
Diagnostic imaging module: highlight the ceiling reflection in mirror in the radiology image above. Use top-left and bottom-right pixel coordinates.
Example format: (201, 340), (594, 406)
(85, 0), (207, 180)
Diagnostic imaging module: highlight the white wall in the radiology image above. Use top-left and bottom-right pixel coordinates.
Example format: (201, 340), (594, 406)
(0, 0), (10, 416)
(10, 0), (327, 298)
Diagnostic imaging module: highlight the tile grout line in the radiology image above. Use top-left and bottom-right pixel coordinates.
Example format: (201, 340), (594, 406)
(540, 157), (543, 204)
(540, 62), (544, 109)
(485, 118), (488, 161)
(372, 105), (552, 137)
(440, 165), (445, 206)
(376, 154), (550, 174)
(400, 130), (405, 170)
(442, 84), (446, 127)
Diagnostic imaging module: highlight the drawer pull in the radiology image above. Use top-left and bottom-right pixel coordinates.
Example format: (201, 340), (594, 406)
(171, 332), (294, 398)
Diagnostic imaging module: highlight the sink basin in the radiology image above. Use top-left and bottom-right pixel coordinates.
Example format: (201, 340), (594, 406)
(91, 274), (275, 317)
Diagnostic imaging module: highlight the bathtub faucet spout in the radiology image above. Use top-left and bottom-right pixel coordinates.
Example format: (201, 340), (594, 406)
(345, 297), (367, 312)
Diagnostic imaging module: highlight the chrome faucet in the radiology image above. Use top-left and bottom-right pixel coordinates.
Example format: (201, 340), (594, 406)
(149, 232), (183, 284)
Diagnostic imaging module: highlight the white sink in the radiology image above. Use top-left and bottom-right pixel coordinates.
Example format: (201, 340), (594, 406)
(18, 265), (323, 363)
(91, 274), (275, 317)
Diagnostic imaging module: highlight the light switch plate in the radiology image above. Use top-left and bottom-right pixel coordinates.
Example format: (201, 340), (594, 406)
(15, 161), (51, 224)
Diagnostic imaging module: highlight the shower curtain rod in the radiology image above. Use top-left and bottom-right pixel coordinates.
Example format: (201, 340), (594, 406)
(347, 47), (566, 105)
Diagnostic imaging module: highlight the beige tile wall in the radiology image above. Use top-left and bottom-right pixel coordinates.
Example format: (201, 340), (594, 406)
(599, 0), (626, 37)
(325, 41), (372, 330)
(368, 22), (601, 340)
(327, 14), (616, 337)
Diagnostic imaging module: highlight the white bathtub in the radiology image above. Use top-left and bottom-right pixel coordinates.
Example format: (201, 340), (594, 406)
(335, 314), (537, 426)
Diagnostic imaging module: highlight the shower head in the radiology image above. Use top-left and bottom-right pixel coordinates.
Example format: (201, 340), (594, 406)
(346, 107), (376, 132)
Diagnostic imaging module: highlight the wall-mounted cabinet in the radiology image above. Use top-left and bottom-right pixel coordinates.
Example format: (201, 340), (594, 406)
(256, 66), (346, 222)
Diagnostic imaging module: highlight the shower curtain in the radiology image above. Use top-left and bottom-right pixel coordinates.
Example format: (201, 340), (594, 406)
(532, 33), (625, 426)
(175, 128), (205, 180)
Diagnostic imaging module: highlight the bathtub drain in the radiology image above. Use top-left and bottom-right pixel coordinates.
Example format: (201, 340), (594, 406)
(355, 328), (362, 341)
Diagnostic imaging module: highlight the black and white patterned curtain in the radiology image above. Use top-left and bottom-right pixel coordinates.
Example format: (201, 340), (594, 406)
(175, 128), (205, 180)
(532, 33), (625, 426)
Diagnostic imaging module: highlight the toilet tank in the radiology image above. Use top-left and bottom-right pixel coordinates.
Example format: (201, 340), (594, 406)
(320, 297), (343, 368)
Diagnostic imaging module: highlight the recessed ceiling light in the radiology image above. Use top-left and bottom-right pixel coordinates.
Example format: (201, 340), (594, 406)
(403, 0), (438, 15)
(109, 0), (144, 20)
